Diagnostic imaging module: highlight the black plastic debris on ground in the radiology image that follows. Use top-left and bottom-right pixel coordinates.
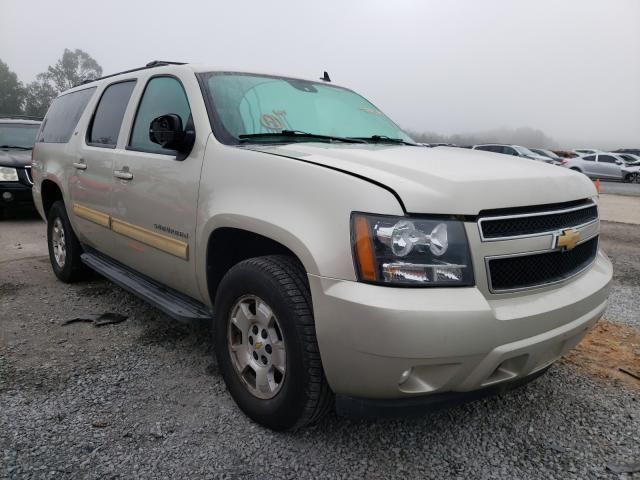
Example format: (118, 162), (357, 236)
(62, 313), (128, 327)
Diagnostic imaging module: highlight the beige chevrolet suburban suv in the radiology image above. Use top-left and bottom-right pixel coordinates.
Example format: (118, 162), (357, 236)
(32, 61), (612, 430)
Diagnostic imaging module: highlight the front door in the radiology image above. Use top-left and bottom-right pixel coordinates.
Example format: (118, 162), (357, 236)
(595, 154), (622, 179)
(110, 74), (205, 300)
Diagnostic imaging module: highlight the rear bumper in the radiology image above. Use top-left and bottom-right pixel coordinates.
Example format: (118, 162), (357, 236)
(309, 250), (612, 399)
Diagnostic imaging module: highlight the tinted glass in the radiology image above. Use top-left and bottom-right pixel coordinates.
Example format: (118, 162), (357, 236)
(598, 155), (617, 164)
(88, 81), (136, 146)
(38, 87), (96, 143)
(129, 77), (191, 154)
(0, 124), (40, 149)
(204, 72), (412, 144)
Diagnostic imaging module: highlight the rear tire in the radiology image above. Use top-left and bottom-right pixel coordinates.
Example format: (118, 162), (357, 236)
(212, 255), (333, 430)
(47, 200), (89, 283)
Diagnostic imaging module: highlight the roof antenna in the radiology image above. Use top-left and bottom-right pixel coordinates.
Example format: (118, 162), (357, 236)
(320, 71), (331, 82)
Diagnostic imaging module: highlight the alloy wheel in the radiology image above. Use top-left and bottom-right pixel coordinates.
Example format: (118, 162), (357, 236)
(227, 295), (286, 399)
(51, 217), (67, 268)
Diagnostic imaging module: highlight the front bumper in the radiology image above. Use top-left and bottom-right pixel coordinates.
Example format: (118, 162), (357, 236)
(309, 250), (612, 399)
(0, 180), (33, 208)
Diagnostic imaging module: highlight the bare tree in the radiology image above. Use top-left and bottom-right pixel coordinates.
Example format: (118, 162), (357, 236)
(45, 48), (103, 91)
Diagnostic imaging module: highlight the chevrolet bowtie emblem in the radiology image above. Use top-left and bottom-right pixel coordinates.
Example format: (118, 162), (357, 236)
(255, 342), (263, 350)
(555, 228), (581, 251)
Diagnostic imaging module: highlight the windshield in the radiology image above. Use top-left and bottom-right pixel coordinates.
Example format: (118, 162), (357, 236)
(514, 146), (538, 157)
(201, 72), (413, 145)
(0, 123), (40, 149)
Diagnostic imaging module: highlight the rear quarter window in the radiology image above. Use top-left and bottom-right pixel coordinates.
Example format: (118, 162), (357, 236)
(38, 87), (96, 143)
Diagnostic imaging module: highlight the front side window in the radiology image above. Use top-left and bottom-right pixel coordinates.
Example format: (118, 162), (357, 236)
(88, 81), (136, 147)
(38, 87), (96, 143)
(0, 123), (40, 150)
(129, 76), (191, 155)
(201, 72), (413, 145)
(598, 155), (617, 164)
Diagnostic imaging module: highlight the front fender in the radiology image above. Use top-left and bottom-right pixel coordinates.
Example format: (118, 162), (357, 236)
(194, 140), (404, 306)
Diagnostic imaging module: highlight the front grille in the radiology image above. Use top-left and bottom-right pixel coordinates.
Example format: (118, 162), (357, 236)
(488, 236), (598, 292)
(480, 203), (598, 240)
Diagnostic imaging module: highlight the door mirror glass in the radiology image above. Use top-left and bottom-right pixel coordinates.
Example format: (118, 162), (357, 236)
(148, 113), (195, 160)
(150, 114), (183, 149)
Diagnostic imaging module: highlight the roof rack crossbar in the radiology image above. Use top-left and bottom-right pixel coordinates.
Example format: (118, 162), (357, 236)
(77, 60), (187, 87)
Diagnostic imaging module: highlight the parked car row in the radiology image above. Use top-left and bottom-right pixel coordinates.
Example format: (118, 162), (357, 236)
(425, 143), (640, 183)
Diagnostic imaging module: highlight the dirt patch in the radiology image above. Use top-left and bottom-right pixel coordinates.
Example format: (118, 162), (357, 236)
(0, 282), (24, 297)
(564, 320), (640, 389)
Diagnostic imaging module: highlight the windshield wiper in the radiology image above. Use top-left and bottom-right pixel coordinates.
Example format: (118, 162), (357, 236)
(0, 145), (32, 150)
(349, 135), (417, 146)
(238, 130), (367, 144)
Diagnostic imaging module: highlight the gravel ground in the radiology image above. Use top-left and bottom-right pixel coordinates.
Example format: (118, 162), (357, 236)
(1, 220), (639, 479)
(600, 221), (640, 327)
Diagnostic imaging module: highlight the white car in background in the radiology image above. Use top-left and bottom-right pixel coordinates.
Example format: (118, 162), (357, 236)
(565, 152), (640, 182)
(616, 153), (640, 167)
(529, 148), (569, 166)
(573, 149), (602, 156)
(472, 144), (553, 163)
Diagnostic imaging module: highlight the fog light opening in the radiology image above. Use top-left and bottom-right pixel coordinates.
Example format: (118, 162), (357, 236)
(2, 192), (13, 202)
(398, 368), (413, 386)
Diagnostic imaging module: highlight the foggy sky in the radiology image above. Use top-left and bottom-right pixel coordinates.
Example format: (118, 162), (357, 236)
(1, 0), (638, 149)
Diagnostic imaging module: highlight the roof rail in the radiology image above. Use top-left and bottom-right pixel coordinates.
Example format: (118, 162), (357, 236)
(0, 114), (43, 121)
(77, 60), (187, 87)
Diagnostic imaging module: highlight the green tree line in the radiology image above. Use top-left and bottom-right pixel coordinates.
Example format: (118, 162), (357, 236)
(0, 49), (102, 118)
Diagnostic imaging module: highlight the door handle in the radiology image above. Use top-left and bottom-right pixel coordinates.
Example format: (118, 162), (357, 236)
(114, 168), (133, 180)
(73, 161), (87, 170)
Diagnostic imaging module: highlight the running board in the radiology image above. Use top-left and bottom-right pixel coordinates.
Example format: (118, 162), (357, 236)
(80, 251), (213, 323)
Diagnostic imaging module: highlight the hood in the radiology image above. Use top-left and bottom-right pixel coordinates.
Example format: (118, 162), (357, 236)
(0, 149), (31, 168)
(247, 144), (596, 215)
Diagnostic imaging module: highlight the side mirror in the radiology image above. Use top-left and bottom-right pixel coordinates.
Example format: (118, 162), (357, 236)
(149, 114), (195, 160)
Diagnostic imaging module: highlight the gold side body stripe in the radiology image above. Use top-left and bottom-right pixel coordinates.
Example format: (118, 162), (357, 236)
(73, 203), (111, 228)
(73, 203), (188, 260)
(111, 219), (189, 260)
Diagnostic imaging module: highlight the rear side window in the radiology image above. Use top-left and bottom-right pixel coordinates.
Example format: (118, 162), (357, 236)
(582, 155), (596, 161)
(38, 87), (96, 143)
(129, 76), (191, 155)
(88, 81), (136, 147)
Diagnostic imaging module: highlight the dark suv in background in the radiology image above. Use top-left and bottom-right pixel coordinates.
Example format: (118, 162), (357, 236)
(0, 116), (41, 217)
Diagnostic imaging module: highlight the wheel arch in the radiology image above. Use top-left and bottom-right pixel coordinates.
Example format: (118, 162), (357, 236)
(40, 179), (64, 218)
(204, 224), (317, 304)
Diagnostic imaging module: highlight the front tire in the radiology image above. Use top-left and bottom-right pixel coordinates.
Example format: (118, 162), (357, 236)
(212, 255), (332, 430)
(47, 201), (89, 283)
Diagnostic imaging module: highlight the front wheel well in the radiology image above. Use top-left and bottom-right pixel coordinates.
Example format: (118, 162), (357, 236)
(206, 228), (304, 302)
(41, 180), (64, 218)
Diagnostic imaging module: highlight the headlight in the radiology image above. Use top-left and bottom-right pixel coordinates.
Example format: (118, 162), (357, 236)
(0, 166), (19, 182)
(351, 213), (474, 286)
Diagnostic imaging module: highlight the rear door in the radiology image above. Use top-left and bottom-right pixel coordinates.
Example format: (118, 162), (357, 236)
(71, 80), (137, 255)
(109, 72), (207, 299)
(579, 154), (597, 176)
